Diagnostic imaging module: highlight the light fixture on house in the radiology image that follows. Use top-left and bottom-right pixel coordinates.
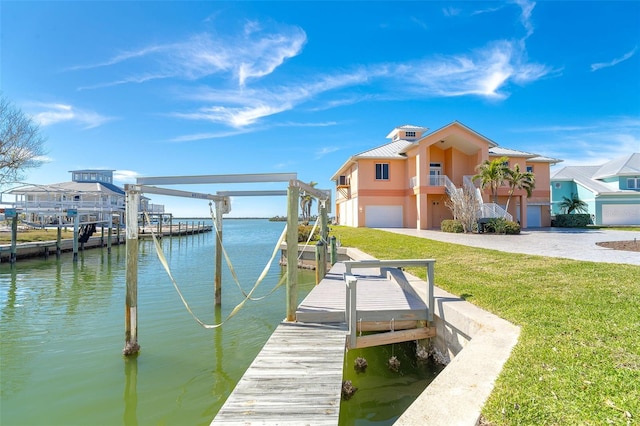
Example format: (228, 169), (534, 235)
(440, 140), (445, 144)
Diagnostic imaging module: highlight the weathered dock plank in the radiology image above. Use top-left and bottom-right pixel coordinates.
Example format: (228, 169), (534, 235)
(296, 263), (428, 324)
(211, 321), (347, 426)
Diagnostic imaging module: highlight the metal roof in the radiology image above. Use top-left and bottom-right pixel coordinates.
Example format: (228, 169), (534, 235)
(551, 165), (629, 195)
(9, 181), (125, 196)
(354, 140), (413, 159)
(593, 153), (640, 179)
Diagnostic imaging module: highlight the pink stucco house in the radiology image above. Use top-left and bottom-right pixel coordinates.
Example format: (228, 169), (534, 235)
(331, 121), (562, 229)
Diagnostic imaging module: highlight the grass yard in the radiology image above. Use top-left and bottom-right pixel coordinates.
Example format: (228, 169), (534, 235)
(330, 226), (639, 426)
(0, 228), (76, 243)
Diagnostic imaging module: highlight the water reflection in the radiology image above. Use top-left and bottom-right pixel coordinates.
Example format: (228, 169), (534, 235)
(124, 356), (138, 426)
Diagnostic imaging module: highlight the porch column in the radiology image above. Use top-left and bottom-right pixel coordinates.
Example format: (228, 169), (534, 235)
(520, 195), (528, 229)
(417, 193), (429, 230)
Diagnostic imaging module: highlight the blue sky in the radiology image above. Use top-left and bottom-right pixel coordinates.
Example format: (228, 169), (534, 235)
(2, 1), (639, 217)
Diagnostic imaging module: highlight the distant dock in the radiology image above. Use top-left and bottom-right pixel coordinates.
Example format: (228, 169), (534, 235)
(0, 222), (212, 262)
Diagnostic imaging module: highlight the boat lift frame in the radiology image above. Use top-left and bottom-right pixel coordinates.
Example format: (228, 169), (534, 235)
(123, 173), (331, 356)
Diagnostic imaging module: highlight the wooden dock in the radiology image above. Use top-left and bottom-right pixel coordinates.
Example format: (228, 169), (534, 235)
(211, 321), (347, 426)
(212, 259), (436, 424)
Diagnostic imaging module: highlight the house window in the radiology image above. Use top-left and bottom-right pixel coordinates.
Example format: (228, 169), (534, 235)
(527, 166), (534, 173)
(628, 178), (640, 189)
(405, 131), (416, 138)
(375, 163), (389, 180)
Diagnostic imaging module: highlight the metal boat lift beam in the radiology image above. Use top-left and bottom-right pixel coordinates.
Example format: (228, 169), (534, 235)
(136, 173), (298, 186)
(126, 184), (231, 214)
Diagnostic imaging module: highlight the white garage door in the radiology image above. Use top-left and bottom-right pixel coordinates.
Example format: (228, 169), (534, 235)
(365, 205), (403, 228)
(526, 206), (542, 228)
(602, 204), (640, 225)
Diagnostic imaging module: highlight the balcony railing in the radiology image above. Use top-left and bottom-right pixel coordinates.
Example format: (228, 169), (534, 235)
(409, 175), (450, 188)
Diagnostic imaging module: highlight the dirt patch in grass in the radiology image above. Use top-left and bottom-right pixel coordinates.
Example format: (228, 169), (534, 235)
(596, 240), (640, 252)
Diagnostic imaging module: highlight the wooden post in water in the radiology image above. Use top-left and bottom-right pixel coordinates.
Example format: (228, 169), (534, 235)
(107, 217), (112, 254)
(214, 200), (224, 306)
(123, 186), (141, 356)
(56, 226), (62, 257)
(72, 214), (79, 262)
(286, 184), (299, 321)
(10, 214), (17, 264)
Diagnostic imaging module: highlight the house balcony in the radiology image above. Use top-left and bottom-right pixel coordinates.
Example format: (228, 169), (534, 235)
(409, 175), (451, 195)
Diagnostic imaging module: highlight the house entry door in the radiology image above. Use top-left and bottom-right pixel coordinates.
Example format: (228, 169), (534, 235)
(429, 163), (442, 186)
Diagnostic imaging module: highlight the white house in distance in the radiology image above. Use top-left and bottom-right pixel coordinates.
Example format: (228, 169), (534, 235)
(550, 153), (640, 225)
(6, 170), (163, 227)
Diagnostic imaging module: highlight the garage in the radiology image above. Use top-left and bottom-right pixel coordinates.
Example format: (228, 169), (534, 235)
(602, 204), (640, 225)
(365, 205), (403, 228)
(526, 205), (542, 228)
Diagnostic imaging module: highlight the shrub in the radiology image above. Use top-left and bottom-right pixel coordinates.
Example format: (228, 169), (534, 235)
(484, 218), (520, 234)
(441, 219), (464, 233)
(554, 214), (591, 227)
(298, 225), (320, 242)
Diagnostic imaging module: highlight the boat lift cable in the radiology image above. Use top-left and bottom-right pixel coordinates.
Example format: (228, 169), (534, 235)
(209, 202), (288, 301)
(142, 209), (282, 329)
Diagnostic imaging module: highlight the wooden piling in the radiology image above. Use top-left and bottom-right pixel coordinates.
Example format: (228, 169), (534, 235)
(56, 226), (62, 257)
(10, 215), (17, 264)
(330, 236), (337, 265)
(123, 186), (140, 356)
(214, 201), (223, 306)
(315, 240), (326, 285)
(286, 184), (299, 321)
(72, 214), (79, 262)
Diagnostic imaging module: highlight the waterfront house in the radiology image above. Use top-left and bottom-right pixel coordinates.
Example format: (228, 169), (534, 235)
(331, 121), (561, 229)
(7, 170), (163, 227)
(550, 153), (640, 225)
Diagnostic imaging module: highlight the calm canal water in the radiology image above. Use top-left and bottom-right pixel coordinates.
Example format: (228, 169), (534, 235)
(1, 219), (440, 426)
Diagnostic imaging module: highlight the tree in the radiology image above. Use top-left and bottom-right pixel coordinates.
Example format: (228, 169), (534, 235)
(0, 95), (47, 187)
(473, 156), (509, 204)
(504, 164), (535, 213)
(299, 181), (317, 224)
(559, 193), (589, 214)
(445, 185), (480, 233)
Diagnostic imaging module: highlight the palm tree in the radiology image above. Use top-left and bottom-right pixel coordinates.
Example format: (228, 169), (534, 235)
(473, 156), (509, 204)
(504, 164), (535, 213)
(299, 181), (317, 224)
(559, 193), (589, 214)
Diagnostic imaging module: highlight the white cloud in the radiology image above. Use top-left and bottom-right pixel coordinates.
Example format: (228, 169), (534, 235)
(30, 102), (114, 129)
(522, 117), (640, 167)
(72, 24), (306, 89)
(394, 40), (551, 98)
(113, 170), (142, 183)
(315, 146), (340, 159)
(591, 47), (638, 72)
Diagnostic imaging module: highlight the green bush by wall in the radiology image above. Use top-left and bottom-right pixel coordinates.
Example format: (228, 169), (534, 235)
(553, 214), (591, 227)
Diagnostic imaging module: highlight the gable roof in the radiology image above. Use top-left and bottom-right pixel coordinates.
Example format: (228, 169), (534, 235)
(551, 166), (617, 194)
(593, 153), (640, 179)
(551, 154), (640, 195)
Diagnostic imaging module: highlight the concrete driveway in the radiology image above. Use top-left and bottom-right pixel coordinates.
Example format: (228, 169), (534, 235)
(378, 227), (640, 266)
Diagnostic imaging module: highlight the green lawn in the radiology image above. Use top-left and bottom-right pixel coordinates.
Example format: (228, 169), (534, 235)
(0, 228), (75, 243)
(330, 226), (639, 426)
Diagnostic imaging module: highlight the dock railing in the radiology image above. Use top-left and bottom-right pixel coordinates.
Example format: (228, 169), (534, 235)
(343, 259), (435, 349)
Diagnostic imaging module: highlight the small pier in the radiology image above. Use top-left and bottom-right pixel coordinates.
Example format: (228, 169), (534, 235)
(212, 259), (436, 424)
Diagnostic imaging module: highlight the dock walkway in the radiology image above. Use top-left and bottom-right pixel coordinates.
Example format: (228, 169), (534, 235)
(211, 321), (347, 425)
(212, 260), (435, 425)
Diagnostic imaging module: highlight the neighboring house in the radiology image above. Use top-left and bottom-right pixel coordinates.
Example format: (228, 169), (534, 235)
(550, 153), (640, 225)
(331, 122), (561, 229)
(7, 170), (162, 227)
